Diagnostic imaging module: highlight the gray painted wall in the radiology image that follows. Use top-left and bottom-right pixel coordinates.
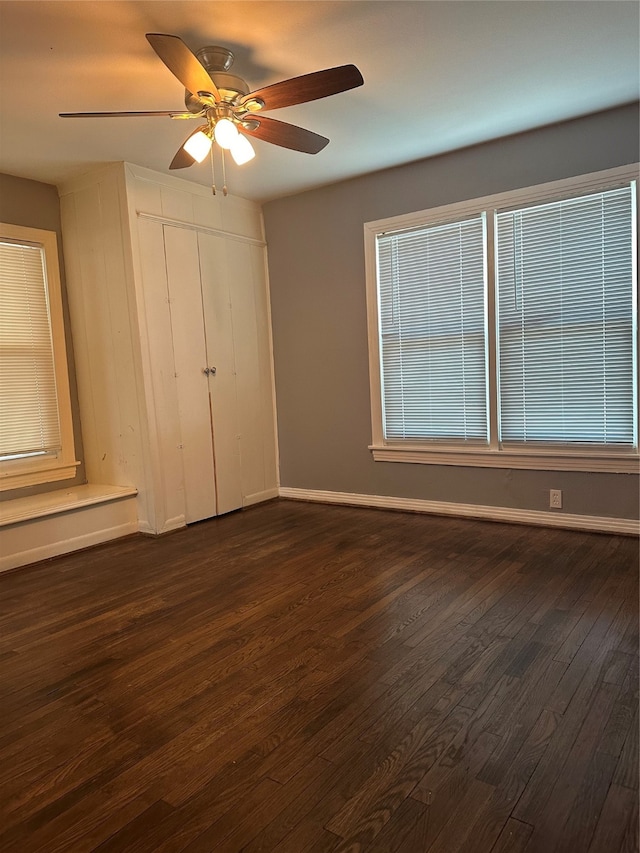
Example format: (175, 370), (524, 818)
(263, 104), (640, 522)
(0, 172), (86, 496)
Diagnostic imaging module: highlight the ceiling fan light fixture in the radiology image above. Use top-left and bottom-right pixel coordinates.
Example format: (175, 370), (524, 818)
(183, 129), (213, 162)
(230, 134), (256, 166)
(62, 34), (364, 178)
(214, 117), (239, 149)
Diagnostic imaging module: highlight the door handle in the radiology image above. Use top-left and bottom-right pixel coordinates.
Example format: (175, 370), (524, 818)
(202, 367), (217, 376)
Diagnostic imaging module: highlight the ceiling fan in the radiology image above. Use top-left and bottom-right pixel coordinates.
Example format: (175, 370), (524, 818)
(60, 33), (364, 174)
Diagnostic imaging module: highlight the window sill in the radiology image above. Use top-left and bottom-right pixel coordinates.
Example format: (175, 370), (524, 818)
(0, 483), (138, 527)
(370, 445), (640, 474)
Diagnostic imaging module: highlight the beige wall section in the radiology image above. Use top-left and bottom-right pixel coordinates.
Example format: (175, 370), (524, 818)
(0, 173), (86, 497)
(263, 104), (640, 526)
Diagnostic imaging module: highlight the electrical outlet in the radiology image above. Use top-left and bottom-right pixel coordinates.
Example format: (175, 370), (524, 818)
(550, 489), (563, 509)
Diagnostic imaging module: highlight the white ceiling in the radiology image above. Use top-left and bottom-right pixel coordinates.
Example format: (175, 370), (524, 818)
(0, 1), (638, 204)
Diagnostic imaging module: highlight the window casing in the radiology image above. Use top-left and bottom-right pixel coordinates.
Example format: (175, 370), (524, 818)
(365, 165), (639, 473)
(0, 223), (78, 490)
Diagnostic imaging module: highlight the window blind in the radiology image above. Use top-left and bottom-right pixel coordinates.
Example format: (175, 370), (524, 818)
(0, 239), (62, 458)
(496, 184), (636, 446)
(377, 215), (488, 441)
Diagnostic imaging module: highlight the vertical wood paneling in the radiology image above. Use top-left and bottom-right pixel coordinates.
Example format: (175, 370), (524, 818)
(192, 192), (224, 231)
(130, 174), (163, 217)
(60, 170), (152, 531)
(160, 186), (195, 224)
(59, 193), (100, 472)
(64, 177), (148, 498)
(71, 183), (119, 485)
(99, 174), (147, 493)
(221, 195), (265, 241)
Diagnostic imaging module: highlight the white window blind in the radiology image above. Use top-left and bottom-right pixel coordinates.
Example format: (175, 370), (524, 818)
(0, 239), (62, 459)
(377, 215), (488, 441)
(496, 185), (636, 447)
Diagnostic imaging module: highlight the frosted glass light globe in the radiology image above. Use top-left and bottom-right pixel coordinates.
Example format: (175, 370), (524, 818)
(230, 134), (255, 165)
(183, 131), (212, 163)
(214, 118), (239, 150)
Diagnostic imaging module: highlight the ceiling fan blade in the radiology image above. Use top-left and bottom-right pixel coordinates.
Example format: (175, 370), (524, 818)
(146, 33), (220, 100)
(240, 116), (329, 154)
(240, 64), (363, 112)
(59, 110), (188, 118)
(169, 125), (208, 169)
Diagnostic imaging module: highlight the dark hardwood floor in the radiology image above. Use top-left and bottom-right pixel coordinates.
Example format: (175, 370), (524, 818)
(0, 499), (638, 852)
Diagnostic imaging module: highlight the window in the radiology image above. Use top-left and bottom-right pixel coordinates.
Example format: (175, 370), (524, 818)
(365, 165), (639, 472)
(0, 223), (78, 490)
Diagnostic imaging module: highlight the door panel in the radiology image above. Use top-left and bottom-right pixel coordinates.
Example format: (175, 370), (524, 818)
(197, 232), (243, 515)
(136, 217), (186, 529)
(163, 225), (217, 523)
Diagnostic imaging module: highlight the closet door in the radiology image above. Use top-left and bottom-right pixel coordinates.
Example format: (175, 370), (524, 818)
(139, 221), (258, 524)
(197, 232), (242, 515)
(135, 217), (187, 531)
(162, 225), (218, 522)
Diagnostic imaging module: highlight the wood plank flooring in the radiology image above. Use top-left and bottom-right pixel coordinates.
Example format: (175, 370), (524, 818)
(0, 499), (637, 852)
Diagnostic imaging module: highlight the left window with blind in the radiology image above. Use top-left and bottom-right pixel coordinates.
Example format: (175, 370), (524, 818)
(0, 223), (78, 490)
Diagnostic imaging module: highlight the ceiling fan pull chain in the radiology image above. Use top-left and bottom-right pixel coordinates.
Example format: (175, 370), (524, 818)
(210, 144), (216, 195)
(221, 148), (229, 197)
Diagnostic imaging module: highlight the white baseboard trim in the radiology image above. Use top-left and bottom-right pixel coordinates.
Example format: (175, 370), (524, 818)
(243, 487), (280, 508)
(0, 518), (140, 573)
(279, 487), (639, 536)
(138, 520), (186, 537)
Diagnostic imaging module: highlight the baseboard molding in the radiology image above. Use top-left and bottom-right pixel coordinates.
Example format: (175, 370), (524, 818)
(0, 519), (139, 573)
(279, 487), (639, 536)
(138, 519), (186, 537)
(243, 487), (280, 508)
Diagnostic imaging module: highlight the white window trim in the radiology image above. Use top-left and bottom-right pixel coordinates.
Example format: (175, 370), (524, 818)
(0, 223), (79, 491)
(364, 164), (640, 474)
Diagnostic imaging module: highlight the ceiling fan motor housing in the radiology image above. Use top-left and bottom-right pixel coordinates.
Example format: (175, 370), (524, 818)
(196, 46), (234, 73)
(184, 45), (250, 111)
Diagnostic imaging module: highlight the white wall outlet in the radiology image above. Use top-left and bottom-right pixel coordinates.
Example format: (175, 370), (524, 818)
(550, 489), (563, 509)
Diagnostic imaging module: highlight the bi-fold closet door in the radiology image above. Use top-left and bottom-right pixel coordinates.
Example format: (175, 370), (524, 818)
(161, 223), (243, 523)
